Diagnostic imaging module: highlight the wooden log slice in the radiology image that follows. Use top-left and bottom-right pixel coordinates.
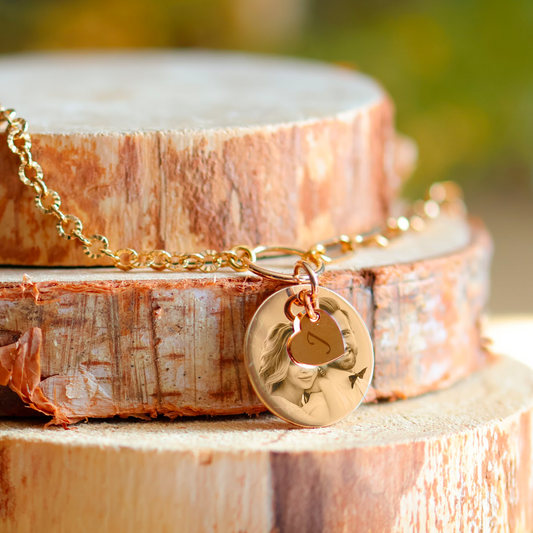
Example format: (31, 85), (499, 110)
(0, 357), (530, 532)
(0, 216), (492, 423)
(0, 50), (405, 267)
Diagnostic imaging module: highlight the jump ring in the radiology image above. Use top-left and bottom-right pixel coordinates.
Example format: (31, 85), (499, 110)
(293, 260), (319, 296)
(302, 291), (319, 322)
(284, 294), (301, 322)
(228, 245), (257, 272)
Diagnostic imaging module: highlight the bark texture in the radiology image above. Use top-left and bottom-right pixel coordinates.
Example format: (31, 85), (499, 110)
(0, 51), (403, 267)
(0, 357), (531, 532)
(0, 219), (492, 424)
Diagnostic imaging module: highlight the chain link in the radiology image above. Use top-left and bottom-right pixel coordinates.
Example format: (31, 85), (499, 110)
(0, 104), (465, 276)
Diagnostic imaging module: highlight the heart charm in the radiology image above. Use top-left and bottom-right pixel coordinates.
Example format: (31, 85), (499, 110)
(287, 310), (346, 366)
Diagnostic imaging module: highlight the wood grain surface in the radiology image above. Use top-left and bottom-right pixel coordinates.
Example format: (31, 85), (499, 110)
(0, 217), (492, 424)
(0, 51), (406, 267)
(0, 356), (530, 533)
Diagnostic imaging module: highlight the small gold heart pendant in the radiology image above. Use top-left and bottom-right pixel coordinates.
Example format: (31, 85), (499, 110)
(287, 310), (346, 366)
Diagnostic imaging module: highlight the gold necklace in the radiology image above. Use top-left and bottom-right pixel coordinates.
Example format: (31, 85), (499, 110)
(0, 104), (466, 428)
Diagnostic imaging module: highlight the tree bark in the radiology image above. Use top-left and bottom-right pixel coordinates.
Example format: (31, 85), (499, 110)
(0, 357), (530, 532)
(0, 216), (492, 423)
(0, 50), (404, 267)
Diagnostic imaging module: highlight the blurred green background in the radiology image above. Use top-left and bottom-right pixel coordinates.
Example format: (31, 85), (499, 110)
(1, 0), (532, 313)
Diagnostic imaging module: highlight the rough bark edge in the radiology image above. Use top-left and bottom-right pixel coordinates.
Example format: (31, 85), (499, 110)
(0, 328), (69, 427)
(0, 221), (492, 425)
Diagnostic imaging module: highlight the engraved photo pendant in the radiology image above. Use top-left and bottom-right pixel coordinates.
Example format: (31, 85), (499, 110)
(244, 285), (374, 428)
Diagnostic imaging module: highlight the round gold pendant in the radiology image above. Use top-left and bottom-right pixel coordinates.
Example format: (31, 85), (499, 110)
(244, 285), (374, 428)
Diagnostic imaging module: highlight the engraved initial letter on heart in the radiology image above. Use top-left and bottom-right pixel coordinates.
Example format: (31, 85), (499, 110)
(287, 311), (346, 367)
(307, 331), (331, 354)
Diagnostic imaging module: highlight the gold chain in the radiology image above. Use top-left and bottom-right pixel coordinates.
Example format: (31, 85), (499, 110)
(0, 105), (466, 276)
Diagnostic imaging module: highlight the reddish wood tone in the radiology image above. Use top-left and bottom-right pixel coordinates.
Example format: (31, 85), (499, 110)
(0, 52), (402, 267)
(0, 357), (531, 532)
(0, 221), (492, 424)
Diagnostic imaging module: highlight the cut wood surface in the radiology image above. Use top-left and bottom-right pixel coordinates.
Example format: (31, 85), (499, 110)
(0, 216), (492, 423)
(0, 357), (531, 533)
(0, 50), (406, 267)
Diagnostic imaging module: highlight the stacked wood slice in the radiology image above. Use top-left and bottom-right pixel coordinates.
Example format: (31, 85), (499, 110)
(1, 357), (532, 533)
(0, 51), (524, 531)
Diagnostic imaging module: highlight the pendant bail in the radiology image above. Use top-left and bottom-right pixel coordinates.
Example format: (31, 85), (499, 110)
(293, 260), (320, 321)
(293, 259), (319, 289)
(282, 260), (322, 323)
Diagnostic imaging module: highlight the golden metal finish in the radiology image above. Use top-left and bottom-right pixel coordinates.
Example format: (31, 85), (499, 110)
(243, 246), (325, 281)
(293, 260), (320, 290)
(0, 103), (465, 279)
(287, 310), (347, 367)
(244, 285), (374, 427)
